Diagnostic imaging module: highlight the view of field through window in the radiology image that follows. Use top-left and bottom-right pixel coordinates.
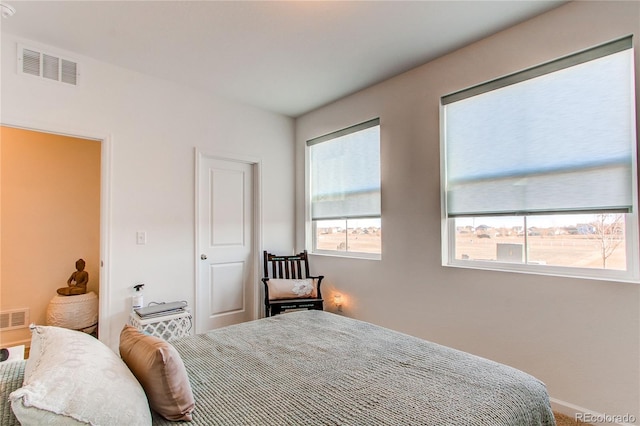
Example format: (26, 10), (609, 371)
(314, 218), (381, 254)
(454, 213), (626, 270)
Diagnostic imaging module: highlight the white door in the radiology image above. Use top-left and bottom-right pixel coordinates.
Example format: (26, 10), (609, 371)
(196, 156), (255, 332)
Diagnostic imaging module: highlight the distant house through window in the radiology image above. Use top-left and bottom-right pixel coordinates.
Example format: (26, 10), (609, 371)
(441, 36), (639, 282)
(307, 118), (381, 258)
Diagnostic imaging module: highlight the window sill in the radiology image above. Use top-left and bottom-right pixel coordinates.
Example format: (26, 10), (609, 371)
(311, 250), (381, 261)
(444, 259), (640, 284)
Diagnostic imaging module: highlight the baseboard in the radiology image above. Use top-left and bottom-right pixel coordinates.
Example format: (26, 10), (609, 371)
(551, 398), (638, 426)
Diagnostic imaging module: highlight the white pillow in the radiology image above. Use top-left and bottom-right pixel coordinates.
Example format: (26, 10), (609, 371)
(10, 325), (152, 425)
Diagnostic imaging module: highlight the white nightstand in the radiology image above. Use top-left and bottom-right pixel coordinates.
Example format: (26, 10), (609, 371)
(129, 311), (192, 341)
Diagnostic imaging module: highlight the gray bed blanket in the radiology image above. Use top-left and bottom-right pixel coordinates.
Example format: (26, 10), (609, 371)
(154, 310), (555, 425)
(0, 360), (26, 426)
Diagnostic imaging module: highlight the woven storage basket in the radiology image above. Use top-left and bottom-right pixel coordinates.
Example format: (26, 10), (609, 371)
(46, 291), (98, 333)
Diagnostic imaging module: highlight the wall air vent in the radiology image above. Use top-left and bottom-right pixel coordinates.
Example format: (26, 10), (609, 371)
(0, 308), (30, 331)
(18, 44), (79, 86)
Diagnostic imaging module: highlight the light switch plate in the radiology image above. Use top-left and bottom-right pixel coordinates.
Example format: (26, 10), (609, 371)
(136, 231), (147, 245)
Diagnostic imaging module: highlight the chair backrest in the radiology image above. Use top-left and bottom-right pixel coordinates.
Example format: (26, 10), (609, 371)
(263, 250), (311, 280)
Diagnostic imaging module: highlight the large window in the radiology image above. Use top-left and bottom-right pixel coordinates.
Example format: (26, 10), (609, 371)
(441, 36), (639, 282)
(307, 118), (381, 257)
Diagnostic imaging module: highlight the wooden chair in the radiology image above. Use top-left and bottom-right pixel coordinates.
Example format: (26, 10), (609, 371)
(261, 250), (324, 317)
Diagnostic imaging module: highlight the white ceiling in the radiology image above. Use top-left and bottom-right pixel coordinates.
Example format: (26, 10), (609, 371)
(1, 1), (566, 117)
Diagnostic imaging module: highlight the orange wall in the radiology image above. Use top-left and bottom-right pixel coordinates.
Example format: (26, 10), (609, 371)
(0, 126), (101, 346)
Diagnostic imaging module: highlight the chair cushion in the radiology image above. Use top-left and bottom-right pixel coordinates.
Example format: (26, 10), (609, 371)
(267, 278), (318, 300)
(9, 325), (151, 426)
(119, 325), (195, 421)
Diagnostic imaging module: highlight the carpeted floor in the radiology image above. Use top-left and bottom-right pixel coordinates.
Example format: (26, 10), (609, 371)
(554, 412), (592, 426)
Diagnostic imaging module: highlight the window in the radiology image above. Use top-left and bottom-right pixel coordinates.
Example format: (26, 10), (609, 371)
(307, 118), (381, 258)
(441, 36), (639, 282)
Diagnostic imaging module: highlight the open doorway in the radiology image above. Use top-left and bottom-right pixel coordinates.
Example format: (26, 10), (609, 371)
(0, 126), (101, 347)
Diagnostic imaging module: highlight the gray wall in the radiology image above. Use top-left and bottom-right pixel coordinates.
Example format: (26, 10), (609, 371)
(296, 1), (640, 420)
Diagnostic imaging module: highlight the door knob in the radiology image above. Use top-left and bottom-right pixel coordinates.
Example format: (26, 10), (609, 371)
(200, 254), (207, 260)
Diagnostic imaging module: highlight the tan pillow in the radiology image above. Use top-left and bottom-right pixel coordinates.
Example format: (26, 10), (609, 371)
(267, 278), (318, 300)
(119, 325), (195, 421)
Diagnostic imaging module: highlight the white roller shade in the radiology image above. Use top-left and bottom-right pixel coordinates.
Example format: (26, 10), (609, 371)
(308, 119), (380, 220)
(443, 37), (635, 217)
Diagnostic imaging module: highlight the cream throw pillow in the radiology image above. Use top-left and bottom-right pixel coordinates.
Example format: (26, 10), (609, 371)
(267, 278), (318, 300)
(9, 325), (151, 426)
(119, 325), (195, 421)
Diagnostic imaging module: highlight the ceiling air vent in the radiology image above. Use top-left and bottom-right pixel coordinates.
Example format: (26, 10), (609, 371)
(18, 44), (79, 86)
(61, 59), (78, 85)
(22, 48), (40, 76)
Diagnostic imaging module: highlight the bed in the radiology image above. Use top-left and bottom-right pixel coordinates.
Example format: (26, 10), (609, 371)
(4, 310), (555, 425)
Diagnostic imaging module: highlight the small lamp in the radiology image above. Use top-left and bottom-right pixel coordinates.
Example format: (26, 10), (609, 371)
(333, 293), (343, 312)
